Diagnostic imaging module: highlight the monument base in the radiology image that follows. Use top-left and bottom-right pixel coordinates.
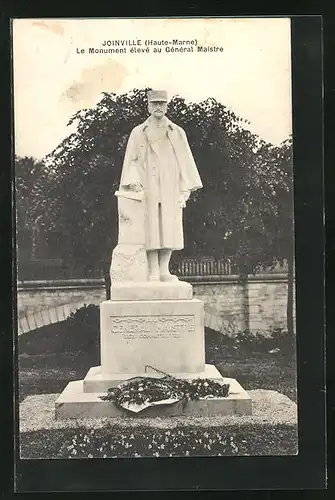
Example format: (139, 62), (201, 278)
(55, 365), (252, 419)
(100, 298), (206, 374)
(110, 280), (193, 301)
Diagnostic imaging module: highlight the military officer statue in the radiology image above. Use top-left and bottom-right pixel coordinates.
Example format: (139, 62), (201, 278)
(119, 90), (202, 282)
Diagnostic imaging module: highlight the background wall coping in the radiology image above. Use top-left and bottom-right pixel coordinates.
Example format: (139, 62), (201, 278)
(17, 274), (292, 291)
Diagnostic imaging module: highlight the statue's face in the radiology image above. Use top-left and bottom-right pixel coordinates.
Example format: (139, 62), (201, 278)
(148, 100), (168, 119)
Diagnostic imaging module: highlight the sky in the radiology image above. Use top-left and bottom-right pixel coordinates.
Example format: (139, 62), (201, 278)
(12, 17), (292, 160)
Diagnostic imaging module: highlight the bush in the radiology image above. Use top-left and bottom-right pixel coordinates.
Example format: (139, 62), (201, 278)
(19, 304), (100, 358)
(19, 305), (295, 362)
(64, 304), (100, 360)
(270, 327), (296, 358)
(66, 304), (100, 333)
(205, 327), (296, 362)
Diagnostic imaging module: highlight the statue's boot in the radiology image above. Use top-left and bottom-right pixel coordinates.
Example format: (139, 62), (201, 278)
(147, 250), (160, 281)
(159, 249), (179, 282)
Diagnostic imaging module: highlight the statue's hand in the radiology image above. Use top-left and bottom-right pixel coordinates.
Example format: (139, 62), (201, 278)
(129, 183), (143, 192)
(179, 190), (190, 208)
(183, 190), (191, 203)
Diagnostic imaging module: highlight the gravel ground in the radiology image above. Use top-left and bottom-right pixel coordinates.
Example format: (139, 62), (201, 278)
(20, 389), (297, 433)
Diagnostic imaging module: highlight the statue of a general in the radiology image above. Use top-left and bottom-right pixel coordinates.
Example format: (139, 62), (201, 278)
(118, 90), (202, 282)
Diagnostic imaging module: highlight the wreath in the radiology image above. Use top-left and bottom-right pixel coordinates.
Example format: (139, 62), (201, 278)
(100, 366), (230, 413)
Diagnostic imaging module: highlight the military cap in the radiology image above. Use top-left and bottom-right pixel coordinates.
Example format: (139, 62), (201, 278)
(147, 90), (168, 102)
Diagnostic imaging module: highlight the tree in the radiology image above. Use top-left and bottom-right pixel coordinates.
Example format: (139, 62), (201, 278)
(15, 156), (46, 261)
(29, 89), (294, 330)
(34, 90), (270, 263)
(264, 137), (294, 335)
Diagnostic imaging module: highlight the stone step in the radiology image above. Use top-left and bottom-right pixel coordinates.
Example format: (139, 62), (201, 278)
(55, 373), (252, 419)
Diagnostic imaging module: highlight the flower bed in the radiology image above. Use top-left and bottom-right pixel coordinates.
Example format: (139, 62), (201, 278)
(20, 423), (298, 459)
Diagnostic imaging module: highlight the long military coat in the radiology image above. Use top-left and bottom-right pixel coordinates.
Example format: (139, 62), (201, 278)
(119, 116), (202, 251)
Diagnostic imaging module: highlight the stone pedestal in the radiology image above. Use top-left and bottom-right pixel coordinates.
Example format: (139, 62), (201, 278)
(55, 191), (252, 419)
(54, 140), (253, 419)
(55, 282), (252, 419)
(110, 280), (193, 301)
(100, 298), (205, 374)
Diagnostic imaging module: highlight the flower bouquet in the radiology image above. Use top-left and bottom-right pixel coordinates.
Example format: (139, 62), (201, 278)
(100, 366), (230, 414)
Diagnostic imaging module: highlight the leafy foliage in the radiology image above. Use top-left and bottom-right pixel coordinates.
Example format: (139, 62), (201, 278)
(20, 424), (298, 459)
(22, 88), (293, 275)
(15, 156), (46, 260)
(66, 304), (100, 334)
(205, 326), (296, 361)
(18, 304), (100, 358)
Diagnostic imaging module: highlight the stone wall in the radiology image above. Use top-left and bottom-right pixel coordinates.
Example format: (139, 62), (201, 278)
(17, 280), (106, 335)
(16, 275), (295, 336)
(192, 275), (295, 336)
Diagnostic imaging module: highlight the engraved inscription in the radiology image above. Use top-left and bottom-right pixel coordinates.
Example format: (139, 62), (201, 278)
(111, 315), (195, 339)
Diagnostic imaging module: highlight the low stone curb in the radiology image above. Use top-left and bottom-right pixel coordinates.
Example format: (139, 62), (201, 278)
(20, 389), (297, 433)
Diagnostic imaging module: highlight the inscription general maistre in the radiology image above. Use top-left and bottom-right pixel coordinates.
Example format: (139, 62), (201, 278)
(111, 315), (195, 339)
